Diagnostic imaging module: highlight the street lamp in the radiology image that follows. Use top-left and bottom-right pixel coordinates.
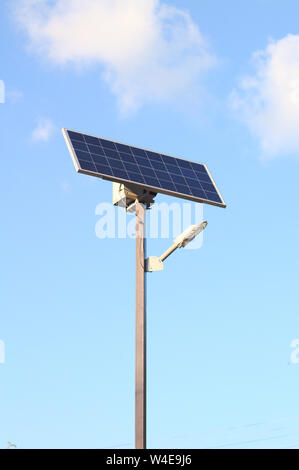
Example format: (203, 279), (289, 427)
(62, 128), (226, 450)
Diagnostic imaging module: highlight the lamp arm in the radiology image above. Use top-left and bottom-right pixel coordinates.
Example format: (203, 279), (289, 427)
(159, 243), (178, 262)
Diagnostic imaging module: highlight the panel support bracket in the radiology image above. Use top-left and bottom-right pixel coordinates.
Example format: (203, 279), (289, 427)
(113, 182), (156, 212)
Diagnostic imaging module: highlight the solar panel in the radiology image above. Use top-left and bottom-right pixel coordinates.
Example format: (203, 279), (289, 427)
(62, 129), (226, 208)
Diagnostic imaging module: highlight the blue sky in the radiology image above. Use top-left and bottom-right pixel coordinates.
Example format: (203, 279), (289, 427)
(1, 0), (299, 449)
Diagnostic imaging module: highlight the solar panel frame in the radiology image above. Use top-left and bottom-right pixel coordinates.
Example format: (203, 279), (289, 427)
(62, 128), (226, 208)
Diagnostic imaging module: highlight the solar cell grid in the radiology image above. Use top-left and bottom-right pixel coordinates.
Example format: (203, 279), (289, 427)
(63, 129), (226, 207)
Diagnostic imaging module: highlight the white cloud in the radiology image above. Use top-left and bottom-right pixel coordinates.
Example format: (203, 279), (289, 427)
(230, 34), (299, 158)
(31, 118), (55, 142)
(14, 0), (216, 114)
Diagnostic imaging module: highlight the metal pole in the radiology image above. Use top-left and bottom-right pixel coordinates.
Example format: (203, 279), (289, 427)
(135, 201), (146, 449)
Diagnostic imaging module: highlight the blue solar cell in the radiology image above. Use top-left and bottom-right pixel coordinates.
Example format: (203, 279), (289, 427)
(205, 191), (221, 203)
(115, 142), (131, 153)
(69, 131), (85, 142)
(161, 154), (174, 165)
(95, 163), (113, 175)
(127, 172), (145, 184)
(72, 140), (89, 152)
(196, 172), (211, 183)
(134, 156), (152, 168)
(143, 175), (160, 187)
(200, 182), (216, 192)
(190, 187), (206, 199)
(111, 168), (129, 180)
(187, 178), (200, 188)
(100, 138), (116, 149)
(84, 135), (100, 145)
(154, 170), (172, 181)
(125, 162), (140, 173)
(104, 148), (120, 159)
(167, 165), (182, 176)
(174, 184), (191, 195)
(159, 180), (176, 192)
(141, 167), (156, 177)
(132, 147), (147, 158)
(161, 155), (179, 167)
(80, 160), (96, 172)
(151, 160), (166, 171)
(76, 150), (92, 161)
(146, 150), (161, 160)
(177, 159), (193, 169)
(109, 159), (125, 169)
(119, 152), (136, 163)
(87, 144), (104, 155)
(180, 167), (196, 179)
(191, 162), (207, 174)
(64, 129), (225, 207)
(78, 159), (88, 168)
(91, 153), (109, 165)
(170, 174), (186, 185)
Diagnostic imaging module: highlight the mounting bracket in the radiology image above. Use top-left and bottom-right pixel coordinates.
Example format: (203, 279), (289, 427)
(113, 182), (156, 212)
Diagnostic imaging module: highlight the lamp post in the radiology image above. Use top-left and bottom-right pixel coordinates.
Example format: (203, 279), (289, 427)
(135, 201), (146, 449)
(62, 129), (226, 450)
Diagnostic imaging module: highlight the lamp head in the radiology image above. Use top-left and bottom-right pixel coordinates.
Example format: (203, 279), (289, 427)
(174, 221), (208, 248)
